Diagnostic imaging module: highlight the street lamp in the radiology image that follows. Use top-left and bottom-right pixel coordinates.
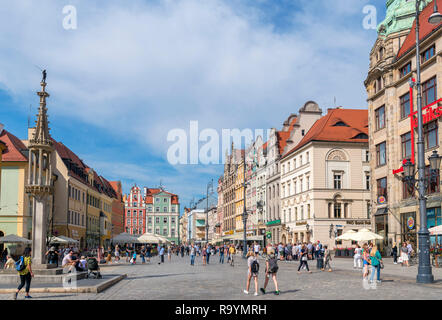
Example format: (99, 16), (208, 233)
(429, 0), (442, 24)
(407, 0), (441, 284)
(205, 179), (213, 243)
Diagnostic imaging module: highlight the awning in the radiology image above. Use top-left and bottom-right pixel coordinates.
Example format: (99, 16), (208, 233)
(374, 207), (388, 216)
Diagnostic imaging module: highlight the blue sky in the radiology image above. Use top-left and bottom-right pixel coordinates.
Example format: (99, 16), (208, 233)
(0, 0), (386, 214)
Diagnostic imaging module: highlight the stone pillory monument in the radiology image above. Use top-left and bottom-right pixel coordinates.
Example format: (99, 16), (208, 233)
(25, 71), (55, 268)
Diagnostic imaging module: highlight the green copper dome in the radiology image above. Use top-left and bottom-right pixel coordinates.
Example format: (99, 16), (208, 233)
(377, 0), (432, 36)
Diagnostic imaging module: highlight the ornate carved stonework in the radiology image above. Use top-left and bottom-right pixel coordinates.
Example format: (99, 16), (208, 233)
(327, 150), (347, 161)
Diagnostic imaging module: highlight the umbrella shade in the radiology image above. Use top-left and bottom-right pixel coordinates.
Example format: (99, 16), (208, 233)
(429, 225), (442, 235)
(352, 229), (384, 241)
(138, 233), (162, 244)
(49, 235), (79, 244)
(335, 230), (358, 241)
(0, 234), (32, 244)
(111, 232), (140, 243)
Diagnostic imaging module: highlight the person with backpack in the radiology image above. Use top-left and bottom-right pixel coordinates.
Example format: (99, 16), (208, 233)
(244, 251), (259, 296)
(13, 247), (34, 299)
(229, 244), (236, 267)
(190, 243), (196, 266)
(219, 244), (225, 264)
(260, 249), (280, 295)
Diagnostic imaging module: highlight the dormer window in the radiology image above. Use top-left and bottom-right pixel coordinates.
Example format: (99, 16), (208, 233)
(352, 133), (368, 139)
(333, 121), (349, 127)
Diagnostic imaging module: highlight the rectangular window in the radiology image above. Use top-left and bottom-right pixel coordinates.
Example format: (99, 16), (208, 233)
(333, 174), (342, 189)
(365, 150), (370, 162)
(156, 228), (160, 234)
(376, 142), (386, 166)
(300, 206), (304, 220)
(156, 217), (160, 223)
(163, 217), (167, 223)
(172, 217), (175, 224)
(148, 228), (152, 233)
(401, 132), (412, 159)
(400, 62), (411, 78)
(366, 174), (370, 190)
(334, 203), (342, 218)
(171, 207), (175, 212)
(164, 198), (167, 202)
(422, 76), (437, 107)
(402, 180), (414, 199)
(421, 45), (435, 64)
(148, 217), (152, 224)
(156, 207), (159, 212)
(163, 207), (167, 212)
(424, 121), (438, 149)
(377, 177), (388, 201)
(425, 166), (440, 194)
(307, 204), (310, 219)
(163, 228), (168, 236)
(171, 229), (175, 237)
(375, 105), (385, 130)
(400, 92), (411, 119)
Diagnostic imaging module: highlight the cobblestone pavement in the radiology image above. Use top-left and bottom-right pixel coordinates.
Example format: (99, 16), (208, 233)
(1, 254), (441, 300)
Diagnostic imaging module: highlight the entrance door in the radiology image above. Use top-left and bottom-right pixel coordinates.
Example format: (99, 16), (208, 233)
(375, 214), (389, 255)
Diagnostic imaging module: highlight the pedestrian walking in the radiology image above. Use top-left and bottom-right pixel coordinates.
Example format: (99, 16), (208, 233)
(322, 245), (332, 272)
(202, 245), (207, 265)
(190, 244), (196, 266)
(229, 245), (235, 267)
(399, 242), (409, 267)
(298, 244), (312, 273)
(391, 242), (398, 264)
(354, 244), (362, 269)
(244, 251), (259, 296)
(369, 245), (383, 283)
(13, 247), (34, 299)
(158, 246), (165, 264)
(206, 244), (211, 264)
(219, 245), (225, 264)
(140, 246), (146, 264)
(131, 250), (137, 264)
(146, 244), (152, 263)
(362, 243), (371, 280)
(260, 249), (280, 295)
(168, 246), (172, 262)
(114, 245), (120, 263)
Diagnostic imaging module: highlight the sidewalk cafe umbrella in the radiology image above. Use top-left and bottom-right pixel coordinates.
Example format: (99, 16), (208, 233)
(335, 230), (358, 241)
(351, 228), (384, 242)
(429, 225), (442, 235)
(49, 235), (79, 244)
(111, 232), (139, 244)
(0, 234), (32, 244)
(138, 233), (162, 244)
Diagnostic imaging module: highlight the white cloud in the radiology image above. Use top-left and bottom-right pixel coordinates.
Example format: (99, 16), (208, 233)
(0, 0), (379, 208)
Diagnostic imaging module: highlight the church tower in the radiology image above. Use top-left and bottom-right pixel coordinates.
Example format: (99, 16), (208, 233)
(25, 73), (54, 266)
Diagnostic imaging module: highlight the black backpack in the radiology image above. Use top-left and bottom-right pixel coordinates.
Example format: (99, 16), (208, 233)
(268, 258), (279, 273)
(251, 259), (259, 273)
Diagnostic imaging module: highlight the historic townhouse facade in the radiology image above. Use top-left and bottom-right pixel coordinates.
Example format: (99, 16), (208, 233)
(221, 146), (242, 239)
(0, 128), (31, 239)
(365, 0), (442, 254)
(280, 108), (371, 247)
(124, 186), (180, 243)
(265, 102), (323, 244)
(216, 177), (223, 238)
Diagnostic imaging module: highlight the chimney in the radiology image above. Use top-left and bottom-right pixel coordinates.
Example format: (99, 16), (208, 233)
(0, 123), (3, 135)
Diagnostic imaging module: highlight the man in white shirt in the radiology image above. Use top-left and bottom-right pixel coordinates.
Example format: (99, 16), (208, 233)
(253, 242), (260, 256)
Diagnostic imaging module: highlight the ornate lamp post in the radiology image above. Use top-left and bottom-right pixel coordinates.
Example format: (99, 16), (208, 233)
(406, 0), (442, 283)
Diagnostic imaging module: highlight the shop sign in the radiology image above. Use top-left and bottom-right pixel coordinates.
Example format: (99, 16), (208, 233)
(393, 81), (442, 174)
(346, 220), (368, 225)
(377, 196), (386, 205)
(407, 216), (415, 230)
(266, 231), (272, 239)
(296, 221), (307, 226)
(266, 219), (281, 226)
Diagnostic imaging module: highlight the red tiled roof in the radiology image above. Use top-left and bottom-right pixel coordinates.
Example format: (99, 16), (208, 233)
(282, 108), (368, 159)
(397, 0), (442, 58)
(277, 116), (297, 155)
(0, 130), (28, 162)
(144, 188), (179, 204)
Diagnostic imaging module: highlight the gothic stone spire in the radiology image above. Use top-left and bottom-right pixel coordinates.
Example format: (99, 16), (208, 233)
(29, 78), (53, 149)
